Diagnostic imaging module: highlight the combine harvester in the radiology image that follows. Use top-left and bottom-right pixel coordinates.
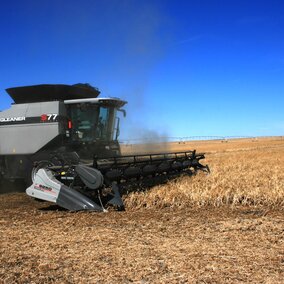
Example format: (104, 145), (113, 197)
(0, 84), (209, 211)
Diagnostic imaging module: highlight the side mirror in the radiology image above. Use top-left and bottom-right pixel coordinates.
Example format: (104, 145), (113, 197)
(118, 108), (126, 117)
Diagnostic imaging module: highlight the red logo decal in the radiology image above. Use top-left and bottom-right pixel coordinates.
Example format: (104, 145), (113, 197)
(41, 114), (48, 121)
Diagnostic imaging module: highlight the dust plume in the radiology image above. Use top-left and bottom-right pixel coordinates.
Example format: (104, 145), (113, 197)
(122, 126), (170, 154)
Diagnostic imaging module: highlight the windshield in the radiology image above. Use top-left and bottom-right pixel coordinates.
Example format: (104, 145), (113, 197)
(68, 104), (117, 142)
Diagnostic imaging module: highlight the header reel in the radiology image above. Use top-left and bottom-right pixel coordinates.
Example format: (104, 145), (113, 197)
(26, 150), (210, 211)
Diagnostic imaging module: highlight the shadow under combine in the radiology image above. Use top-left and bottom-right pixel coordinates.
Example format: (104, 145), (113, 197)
(0, 179), (26, 194)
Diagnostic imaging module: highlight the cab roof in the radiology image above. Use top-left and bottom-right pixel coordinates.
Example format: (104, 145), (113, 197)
(64, 98), (127, 108)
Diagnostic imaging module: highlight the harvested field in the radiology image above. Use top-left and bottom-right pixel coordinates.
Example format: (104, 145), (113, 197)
(123, 137), (284, 209)
(1, 137), (284, 283)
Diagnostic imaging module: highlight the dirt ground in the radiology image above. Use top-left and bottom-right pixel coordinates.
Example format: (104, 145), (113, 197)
(0, 194), (283, 283)
(0, 137), (283, 283)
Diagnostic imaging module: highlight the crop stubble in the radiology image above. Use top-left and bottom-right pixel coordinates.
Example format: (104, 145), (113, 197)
(124, 138), (284, 209)
(0, 138), (283, 283)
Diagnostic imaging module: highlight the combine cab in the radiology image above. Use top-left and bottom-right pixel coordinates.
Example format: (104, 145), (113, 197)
(0, 84), (209, 211)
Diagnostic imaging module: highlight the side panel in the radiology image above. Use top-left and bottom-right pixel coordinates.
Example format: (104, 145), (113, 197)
(0, 101), (66, 155)
(0, 124), (59, 155)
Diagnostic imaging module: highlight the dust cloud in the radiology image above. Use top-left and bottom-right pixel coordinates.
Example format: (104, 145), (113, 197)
(121, 126), (171, 154)
(88, 1), (175, 141)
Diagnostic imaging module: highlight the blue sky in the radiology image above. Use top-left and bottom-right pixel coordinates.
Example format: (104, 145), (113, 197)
(0, 0), (283, 140)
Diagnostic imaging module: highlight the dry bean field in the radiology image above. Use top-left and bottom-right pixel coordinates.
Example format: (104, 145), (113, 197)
(0, 137), (283, 283)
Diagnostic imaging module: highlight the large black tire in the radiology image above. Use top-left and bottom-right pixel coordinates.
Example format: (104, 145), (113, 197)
(25, 160), (54, 187)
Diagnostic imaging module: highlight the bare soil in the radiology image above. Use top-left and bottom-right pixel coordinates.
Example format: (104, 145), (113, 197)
(0, 194), (284, 284)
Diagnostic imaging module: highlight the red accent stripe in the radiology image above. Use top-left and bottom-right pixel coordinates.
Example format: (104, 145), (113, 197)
(68, 120), (72, 129)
